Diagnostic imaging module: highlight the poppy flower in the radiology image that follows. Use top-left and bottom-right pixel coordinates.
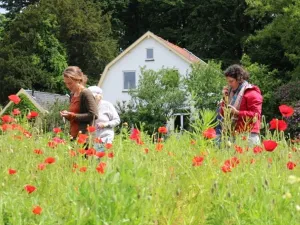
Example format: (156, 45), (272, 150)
(53, 127), (62, 134)
(27, 111), (39, 119)
(96, 162), (106, 174)
(24, 185), (36, 194)
(77, 134), (88, 144)
(203, 128), (216, 139)
(73, 163), (79, 169)
(34, 149), (43, 154)
(0, 124), (11, 131)
(8, 95), (21, 104)
(263, 140), (278, 152)
(144, 148), (149, 154)
(1, 115), (14, 123)
(8, 168), (17, 175)
(130, 129), (140, 140)
(250, 159), (256, 164)
(105, 143), (113, 149)
(87, 126), (96, 133)
(192, 156), (204, 166)
(48, 141), (57, 148)
(94, 137), (103, 143)
(69, 150), (77, 157)
(23, 130), (32, 138)
(38, 163), (46, 170)
(32, 206), (42, 215)
(85, 148), (96, 156)
(156, 143), (164, 151)
(12, 108), (21, 115)
(44, 157), (55, 164)
(221, 164), (232, 173)
(253, 146), (263, 154)
(235, 145), (243, 154)
(158, 126), (168, 134)
(269, 119), (287, 131)
(79, 167), (87, 172)
(279, 105), (294, 117)
(108, 152), (114, 158)
(95, 151), (106, 158)
(287, 161), (296, 170)
(78, 149), (86, 154)
(52, 137), (65, 144)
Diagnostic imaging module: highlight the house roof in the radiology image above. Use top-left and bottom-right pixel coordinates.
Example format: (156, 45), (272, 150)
(0, 88), (69, 116)
(98, 31), (205, 86)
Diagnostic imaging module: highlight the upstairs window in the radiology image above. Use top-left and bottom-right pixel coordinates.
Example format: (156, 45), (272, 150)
(123, 71), (136, 90)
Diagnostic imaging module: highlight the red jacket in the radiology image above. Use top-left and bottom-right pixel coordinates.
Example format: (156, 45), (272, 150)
(220, 86), (263, 134)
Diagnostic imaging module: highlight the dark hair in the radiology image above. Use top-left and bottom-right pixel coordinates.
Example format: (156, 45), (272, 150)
(224, 64), (249, 82)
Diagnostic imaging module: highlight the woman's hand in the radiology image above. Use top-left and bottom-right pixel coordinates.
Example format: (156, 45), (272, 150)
(60, 110), (70, 117)
(222, 86), (229, 97)
(97, 122), (107, 129)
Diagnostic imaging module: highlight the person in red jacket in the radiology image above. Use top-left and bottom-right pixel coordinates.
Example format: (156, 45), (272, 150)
(219, 64), (263, 146)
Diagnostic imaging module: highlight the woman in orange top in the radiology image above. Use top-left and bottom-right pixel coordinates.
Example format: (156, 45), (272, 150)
(60, 66), (98, 139)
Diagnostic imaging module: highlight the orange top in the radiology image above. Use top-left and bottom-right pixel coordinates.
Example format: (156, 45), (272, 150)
(69, 96), (80, 138)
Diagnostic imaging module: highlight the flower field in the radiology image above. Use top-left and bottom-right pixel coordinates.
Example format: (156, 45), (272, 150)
(0, 96), (299, 225)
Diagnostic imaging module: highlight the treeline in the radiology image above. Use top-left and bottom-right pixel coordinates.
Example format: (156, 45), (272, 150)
(0, 0), (299, 124)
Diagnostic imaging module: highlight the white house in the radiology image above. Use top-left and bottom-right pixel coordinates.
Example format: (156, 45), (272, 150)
(98, 31), (205, 130)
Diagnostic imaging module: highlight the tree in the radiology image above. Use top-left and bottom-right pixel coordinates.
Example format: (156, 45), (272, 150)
(0, 0), (39, 17)
(185, 61), (225, 111)
(0, 3), (68, 104)
(119, 68), (187, 133)
(244, 0), (300, 81)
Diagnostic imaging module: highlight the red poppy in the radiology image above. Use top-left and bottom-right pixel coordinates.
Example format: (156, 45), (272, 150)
(94, 137), (103, 143)
(38, 163), (46, 170)
(87, 126), (96, 133)
(105, 143), (113, 149)
(279, 105), (294, 117)
(69, 150), (77, 157)
(79, 167), (87, 172)
(0, 124), (11, 131)
(130, 129), (140, 140)
(203, 128), (216, 139)
(24, 185), (36, 194)
(263, 140), (278, 152)
(78, 149), (86, 154)
(158, 126), (168, 134)
(108, 152), (114, 158)
(77, 134), (88, 144)
(95, 151), (106, 158)
(23, 130), (32, 138)
(268, 158), (273, 164)
(85, 148), (96, 156)
(144, 148), (149, 154)
(73, 163), (79, 169)
(53, 127), (62, 134)
(221, 164), (232, 173)
(250, 159), (256, 164)
(12, 108), (21, 115)
(155, 143), (164, 151)
(269, 119), (287, 131)
(235, 145), (243, 154)
(44, 157), (55, 164)
(48, 141), (57, 148)
(27, 111), (39, 119)
(253, 146), (263, 154)
(34, 149), (43, 154)
(286, 161), (296, 170)
(192, 156), (204, 166)
(32, 206), (42, 215)
(52, 137), (65, 144)
(96, 162), (106, 174)
(8, 168), (17, 175)
(8, 95), (21, 104)
(1, 115), (14, 123)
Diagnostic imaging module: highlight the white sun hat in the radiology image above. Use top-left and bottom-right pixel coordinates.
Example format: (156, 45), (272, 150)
(88, 86), (103, 96)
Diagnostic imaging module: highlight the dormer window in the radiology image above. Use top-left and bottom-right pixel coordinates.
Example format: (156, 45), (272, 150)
(146, 48), (154, 61)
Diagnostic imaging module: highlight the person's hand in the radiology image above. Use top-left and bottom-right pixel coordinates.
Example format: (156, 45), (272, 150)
(228, 105), (239, 116)
(222, 86), (229, 97)
(97, 122), (107, 129)
(60, 110), (69, 117)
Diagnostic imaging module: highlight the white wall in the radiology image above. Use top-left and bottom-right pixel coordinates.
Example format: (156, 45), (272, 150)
(101, 37), (192, 106)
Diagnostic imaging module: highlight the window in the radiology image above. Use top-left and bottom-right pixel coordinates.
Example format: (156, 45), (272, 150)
(146, 48), (154, 60)
(123, 71), (136, 90)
